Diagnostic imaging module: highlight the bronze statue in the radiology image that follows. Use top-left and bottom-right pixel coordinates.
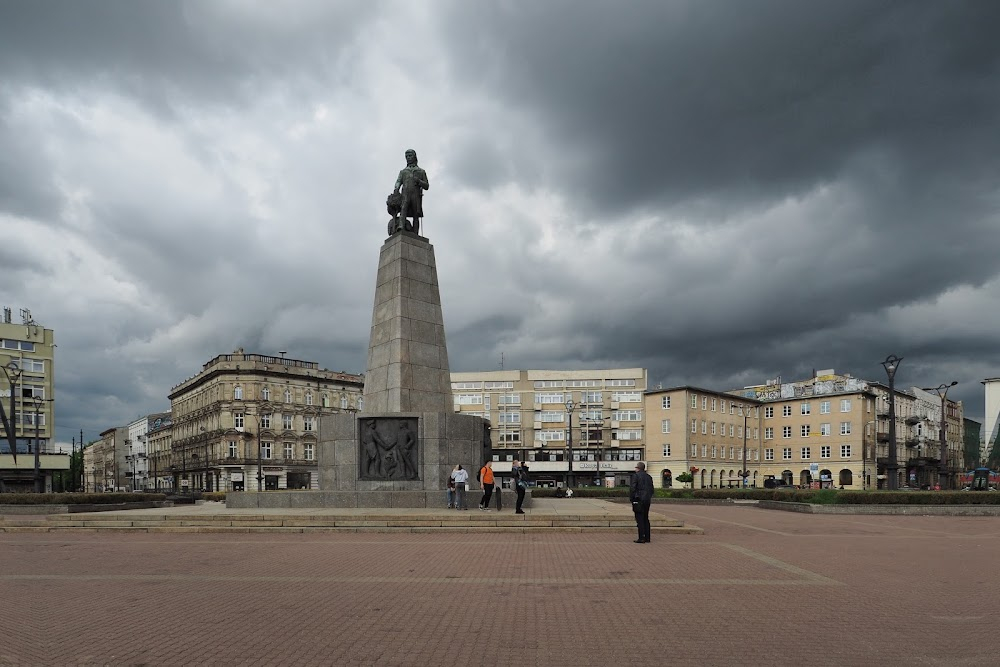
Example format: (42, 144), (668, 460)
(388, 149), (429, 236)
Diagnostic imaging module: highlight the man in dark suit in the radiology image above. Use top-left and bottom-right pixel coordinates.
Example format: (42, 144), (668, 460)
(629, 461), (654, 543)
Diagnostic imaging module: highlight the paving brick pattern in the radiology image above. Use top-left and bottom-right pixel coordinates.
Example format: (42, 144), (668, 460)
(0, 505), (996, 666)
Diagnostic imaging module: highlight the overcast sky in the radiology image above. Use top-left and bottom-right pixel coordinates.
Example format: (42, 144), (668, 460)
(2, 0), (999, 445)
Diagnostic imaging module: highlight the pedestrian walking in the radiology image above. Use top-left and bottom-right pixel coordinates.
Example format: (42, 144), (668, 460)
(629, 461), (654, 543)
(479, 461), (495, 511)
(446, 464), (458, 508)
(451, 465), (469, 510)
(513, 459), (528, 514)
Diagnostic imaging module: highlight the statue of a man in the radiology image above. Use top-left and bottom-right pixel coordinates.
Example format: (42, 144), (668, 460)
(392, 149), (429, 235)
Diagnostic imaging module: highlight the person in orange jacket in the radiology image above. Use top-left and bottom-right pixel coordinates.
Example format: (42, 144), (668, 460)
(478, 461), (495, 511)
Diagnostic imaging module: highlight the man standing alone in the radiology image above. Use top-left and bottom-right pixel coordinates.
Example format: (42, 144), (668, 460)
(629, 461), (654, 543)
(452, 465), (469, 510)
(512, 460), (528, 514)
(479, 461), (495, 511)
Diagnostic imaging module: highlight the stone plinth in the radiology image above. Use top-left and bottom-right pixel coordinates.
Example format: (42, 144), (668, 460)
(362, 232), (452, 414)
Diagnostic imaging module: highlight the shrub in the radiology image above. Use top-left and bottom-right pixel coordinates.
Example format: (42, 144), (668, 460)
(202, 492), (227, 502)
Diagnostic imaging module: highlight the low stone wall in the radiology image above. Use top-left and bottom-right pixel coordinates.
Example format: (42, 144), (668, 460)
(0, 502), (168, 515)
(226, 489), (531, 509)
(758, 501), (1000, 516)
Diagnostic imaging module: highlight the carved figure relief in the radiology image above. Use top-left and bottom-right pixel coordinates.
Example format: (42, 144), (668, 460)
(358, 417), (420, 481)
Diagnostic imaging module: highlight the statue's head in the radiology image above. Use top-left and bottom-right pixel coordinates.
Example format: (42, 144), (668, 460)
(405, 149), (417, 166)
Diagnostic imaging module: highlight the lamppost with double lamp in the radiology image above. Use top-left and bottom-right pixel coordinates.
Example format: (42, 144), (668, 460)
(881, 354), (903, 491)
(1, 360), (23, 462)
(922, 381), (958, 490)
(31, 395), (48, 493)
(738, 404), (752, 488)
(565, 399), (575, 488)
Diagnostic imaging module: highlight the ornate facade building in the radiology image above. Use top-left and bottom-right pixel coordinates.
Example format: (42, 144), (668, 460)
(165, 349), (363, 492)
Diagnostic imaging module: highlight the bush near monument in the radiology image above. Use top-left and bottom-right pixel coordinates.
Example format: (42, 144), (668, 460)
(0, 493), (167, 505)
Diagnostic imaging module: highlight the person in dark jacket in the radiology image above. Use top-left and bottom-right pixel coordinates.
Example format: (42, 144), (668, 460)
(512, 460), (528, 514)
(629, 461), (654, 543)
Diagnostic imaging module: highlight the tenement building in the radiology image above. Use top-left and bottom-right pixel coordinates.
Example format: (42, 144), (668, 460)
(450, 368), (648, 487)
(643, 387), (762, 490)
(0, 307), (67, 491)
(166, 349), (364, 492)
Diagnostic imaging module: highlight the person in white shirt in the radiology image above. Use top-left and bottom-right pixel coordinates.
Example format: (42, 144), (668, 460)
(451, 465), (470, 510)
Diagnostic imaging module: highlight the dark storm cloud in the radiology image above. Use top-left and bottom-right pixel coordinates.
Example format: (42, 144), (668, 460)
(442, 0), (1000, 218)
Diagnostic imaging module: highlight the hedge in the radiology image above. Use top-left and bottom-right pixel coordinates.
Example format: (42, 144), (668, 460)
(0, 493), (167, 505)
(532, 487), (1000, 505)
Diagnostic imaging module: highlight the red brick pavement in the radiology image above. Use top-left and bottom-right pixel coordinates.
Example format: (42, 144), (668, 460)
(1, 505), (997, 666)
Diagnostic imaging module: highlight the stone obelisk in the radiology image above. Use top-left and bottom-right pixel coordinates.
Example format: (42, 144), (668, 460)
(315, 150), (489, 507)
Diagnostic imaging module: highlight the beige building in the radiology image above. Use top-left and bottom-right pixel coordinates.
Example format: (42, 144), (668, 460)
(146, 415), (173, 492)
(85, 426), (127, 492)
(643, 387), (762, 490)
(166, 349), (363, 492)
(450, 368), (648, 487)
(0, 308), (67, 491)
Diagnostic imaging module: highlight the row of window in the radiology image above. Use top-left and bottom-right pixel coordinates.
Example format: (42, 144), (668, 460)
(1, 339), (35, 352)
(228, 440), (315, 460)
(496, 410), (643, 424)
(764, 445), (852, 460)
(764, 423), (852, 438)
(456, 392), (642, 407)
(688, 419), (759, 439)
(763, 400), (853, 418)
(685, 444), (760, 461)
(453, 379), (638, 391)
(233, 413), (316, 431)
(233, 385), (358, 409)
(684, 394), (758, 415)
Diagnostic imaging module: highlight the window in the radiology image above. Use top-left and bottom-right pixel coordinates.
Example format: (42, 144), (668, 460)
(234, 385), (243, 400)
(701, 420), (707, 434)
(765, 448), (774, 461)
(284, 389), (292, 403)
(534, 380), (564, 389)
(801, 447), (811, 459)
(453, 382), (483, 390)
(702, 397), (708, 410)
(841, 399), (852, 412)
(711, 446), (717, 458)
(691, 394), (698, 408)
(341, 395), (348, 409)
(841, 445), (852, 458)
(261, 442), (272, 459)
(711, 398), (717, 411)
(691, 444), (697, 457)
(322, 393), (329, 407)
(765, 427), (774, 439)
(284, 443), (294, 459)
(661, 419), (671, 434)
(304, 416), (314, 432)
(782, 405), (792, 417)
(606, 379), (636, 388)
(730, 447), (735, 459)
(358, 397), (363, 410)
(840, 422), (851, 435)
(782, 426), (792, 438)
(234, 413), (244, 429)
(820, 423), (831, 436)
(820, 401), (830, 414)
(711, 422), (717, 435)
(228, 441), (238, 457)
(801, 402), (811, 415)
(305, 392), (313, 406)
(612, 391), (641, 403)
(499, 393), (521, 404)
(782, 448), (792, 460)
(498, 431), (521, 444)
(456, 394), (483, 405)
(612, 410), (642, 421)
(737, 425), (743, 439)
(691, 419), (697, 433)
(720, 399), (726, 413)
(485, 381), (514, 390)
(1, 339), (34, 351)
(304, 444), (314, 461)
(261, 387), (270, 401)
(535, 392), (565, 404)
(821, 445), (831, 458)
(662, 445), (671, 457)
(539, 430), (565, 441)
(801, 424), (811, 437)
(539, 411), (564, 423)
(613, 429), (642, 440)
(765, 406), (774, 419)
(498, 412), (520, 424)
(729, 424), (735, 437)
(20, 359), (44, 373)
(283, 414), (293, 430)
(661, 396), (671, 409)
(261, 413), (271, 429)
(701, 444), (708, 457)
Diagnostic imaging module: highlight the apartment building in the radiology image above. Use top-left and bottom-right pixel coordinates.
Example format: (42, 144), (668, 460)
(0, 307), (67, 491)
(146, 415), (173, 492)
(644, 387), (761, 489)
(450, 368), (648, 487)
(166, 349), (363, 492)
(124, 412), (170, 491)
(86, 427), (128, 492)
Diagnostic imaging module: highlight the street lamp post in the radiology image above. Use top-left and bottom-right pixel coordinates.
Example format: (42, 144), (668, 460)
(1, 360), (23, 463)
(31, 396), (45, 493)
(922, 381), (958, 490)
(565, 399), (575, 488)
(881, 355), (903, 491)
(739, 404), (751, 488)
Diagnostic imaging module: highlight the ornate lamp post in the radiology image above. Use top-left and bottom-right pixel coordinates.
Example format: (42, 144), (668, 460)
(31, 395), (46, 492)
(922, 381), (957, 490)
(565, 399), (575, 488)
(881, 355), (903, 490)
(1, 360), (23, 462)
(739, 404), (751, 488)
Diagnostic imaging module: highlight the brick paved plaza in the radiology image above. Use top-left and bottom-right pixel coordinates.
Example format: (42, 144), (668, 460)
(1, 504), (996, 666)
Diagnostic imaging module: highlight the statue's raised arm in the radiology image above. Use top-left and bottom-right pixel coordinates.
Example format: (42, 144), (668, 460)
(387, 149), (429, 236)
